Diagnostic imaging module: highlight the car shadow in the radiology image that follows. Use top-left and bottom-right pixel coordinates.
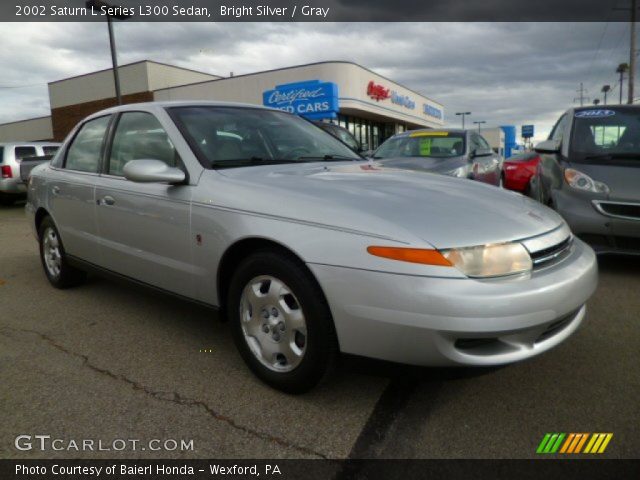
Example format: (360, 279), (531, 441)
(597, 254), (640, 273)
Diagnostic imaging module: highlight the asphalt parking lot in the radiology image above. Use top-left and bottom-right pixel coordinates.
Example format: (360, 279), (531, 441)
(1, 203), (639, 460)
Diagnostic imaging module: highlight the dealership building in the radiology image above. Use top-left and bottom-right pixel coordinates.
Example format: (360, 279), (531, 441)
(0, 60), (444, 150)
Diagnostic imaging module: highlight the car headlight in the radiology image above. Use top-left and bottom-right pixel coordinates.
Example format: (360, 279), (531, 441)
(441, 242), (532, 278)
(366, 242), (532, 278)
(564, 168), (609, 194)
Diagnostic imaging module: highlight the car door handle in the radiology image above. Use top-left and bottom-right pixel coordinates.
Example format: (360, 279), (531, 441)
(99, 195), (115, 206)
(52, 186), (60, 195)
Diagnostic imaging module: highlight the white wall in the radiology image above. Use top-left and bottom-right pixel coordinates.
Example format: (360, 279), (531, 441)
(0, 117), (53, 142)
(154, 62), (444, 128)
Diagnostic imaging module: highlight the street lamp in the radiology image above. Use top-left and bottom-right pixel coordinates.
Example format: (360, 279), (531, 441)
(473, 120), (486, 132)
(455, 112), (471, 129)
(601, 85), (611, 105)
(86, 0), (132, 105)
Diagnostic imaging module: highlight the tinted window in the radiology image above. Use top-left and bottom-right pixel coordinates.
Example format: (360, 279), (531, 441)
(570, 109), (640, 160)
(108, 112), (178, 176)
(0, 146), (4, 164)
(15, 146), (37, 160)
(65, 116), (111, 173)
(169, 107), (360, 168)
(42, 146), (59, 156)
(374, 131), (465, 159)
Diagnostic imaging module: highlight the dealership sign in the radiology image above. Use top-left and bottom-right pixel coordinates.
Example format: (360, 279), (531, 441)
(367, 81), (391, 101)
(391, 91), (416, 110)
(263, 80), (339, 120)
(423, 104), (443, 120)
(522, 125), (535, 138)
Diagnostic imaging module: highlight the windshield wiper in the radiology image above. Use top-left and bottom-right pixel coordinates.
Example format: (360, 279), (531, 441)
(296, 155), (359, 161)
(210, 157), (302, 169)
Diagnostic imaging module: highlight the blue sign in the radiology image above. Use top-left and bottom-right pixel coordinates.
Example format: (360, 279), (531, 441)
(423, 104), (443, 120)
(263, 80), (339, 120)
(575, 109), (616, 118)
(391, 91), (416, 110)
(521, 125), (535, 138)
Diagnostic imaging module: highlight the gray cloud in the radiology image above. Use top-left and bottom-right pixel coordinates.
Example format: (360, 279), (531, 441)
(0, 22), (632, 141)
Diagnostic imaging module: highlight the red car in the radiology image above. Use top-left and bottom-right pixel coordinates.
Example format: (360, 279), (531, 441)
(502, 152), (541, 194)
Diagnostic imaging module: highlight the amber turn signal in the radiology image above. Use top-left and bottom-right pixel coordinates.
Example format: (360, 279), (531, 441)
(367, 246), (453, 266)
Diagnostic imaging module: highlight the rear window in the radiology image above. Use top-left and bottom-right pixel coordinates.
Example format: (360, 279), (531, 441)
(15, 146), (37, 160)
(42, 146), (59, 156)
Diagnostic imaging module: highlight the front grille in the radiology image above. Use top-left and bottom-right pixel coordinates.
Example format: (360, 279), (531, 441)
(529, 236), (573, 268)
(594, 201), (640, 221)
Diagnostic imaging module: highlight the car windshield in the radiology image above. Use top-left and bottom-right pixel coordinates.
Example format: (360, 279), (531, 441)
(571, 108), (640, 161)
(168, 106), (361, 168)
(373, 131), (465, 159)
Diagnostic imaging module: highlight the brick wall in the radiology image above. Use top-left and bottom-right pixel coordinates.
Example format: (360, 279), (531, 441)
(51, 91), (154, 141)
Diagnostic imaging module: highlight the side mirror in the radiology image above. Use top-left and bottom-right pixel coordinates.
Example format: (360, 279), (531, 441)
(123, 159), (186, 184)
(534, 139), (561, 153)
(471, 147), (493, 158)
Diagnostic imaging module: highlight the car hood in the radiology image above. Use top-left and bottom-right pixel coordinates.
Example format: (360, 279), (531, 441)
(207, 161), (563, 249)
(567, 161), (640, 201)
(376, 156), (466, 174)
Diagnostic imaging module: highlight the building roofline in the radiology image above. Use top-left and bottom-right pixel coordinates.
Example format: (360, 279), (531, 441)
(48, 59), (220, 86)
(153, 60), (443, 107)
(0, 115), (51, 127)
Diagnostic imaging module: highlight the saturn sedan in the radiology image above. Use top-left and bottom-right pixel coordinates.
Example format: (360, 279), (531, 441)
(26, 102), (598, 393)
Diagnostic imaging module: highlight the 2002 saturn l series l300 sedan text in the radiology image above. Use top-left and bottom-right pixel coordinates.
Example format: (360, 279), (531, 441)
(25, 102), (598, 393)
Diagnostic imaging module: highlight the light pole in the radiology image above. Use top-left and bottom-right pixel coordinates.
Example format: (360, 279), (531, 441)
(86, 0), (132, 105)
(473, 120), (486, 133)
(455, 112), (471, 129)
(601, 85), (611, 105)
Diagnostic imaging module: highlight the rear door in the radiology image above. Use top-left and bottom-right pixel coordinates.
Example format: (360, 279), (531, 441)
(48, 115), (112, 262)
(94, 110), (194, 298)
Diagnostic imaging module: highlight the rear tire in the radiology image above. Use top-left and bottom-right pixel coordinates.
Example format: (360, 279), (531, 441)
(227, 250), (338, 393)
(38, 216), (86, 289)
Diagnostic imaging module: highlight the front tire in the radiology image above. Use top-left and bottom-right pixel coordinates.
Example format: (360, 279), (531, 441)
(38, 216), (86, 289)
(227, 250), (338, 393)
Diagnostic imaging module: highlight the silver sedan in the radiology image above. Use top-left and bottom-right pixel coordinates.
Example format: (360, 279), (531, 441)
(26, 102), (598, 393)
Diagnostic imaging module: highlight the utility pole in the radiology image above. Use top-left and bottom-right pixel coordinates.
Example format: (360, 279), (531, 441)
(574, 83), (589, 106)
(601, 84), (611, 105)
(617, 63), (629, 104)
(629, 0), (637, 104)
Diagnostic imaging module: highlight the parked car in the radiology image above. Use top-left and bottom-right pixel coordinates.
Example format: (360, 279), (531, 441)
(0, 142), (60, 205)
(371, 129), (502, 186)
(27, 102), (597, 393)
(312, 121), (362, 153)
(530, 105), (640, 254)
(502, 152), (541, 194)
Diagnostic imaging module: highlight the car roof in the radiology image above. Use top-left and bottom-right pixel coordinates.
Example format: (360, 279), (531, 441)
(571, 104), (640, 113)
(86, 100), (277, 119)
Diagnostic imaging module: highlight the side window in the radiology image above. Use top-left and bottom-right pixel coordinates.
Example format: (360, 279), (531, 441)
(549, 114), (568, 142)
(15, 146), (37, 160)
(108, 112), (178, 177)
(470, 134), (482, 152)
(42, 146), (59, 156)
(65, 116), (111, 173)
(477, 135), (491, 150)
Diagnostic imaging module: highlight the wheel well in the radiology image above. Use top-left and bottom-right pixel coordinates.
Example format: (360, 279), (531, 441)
(34, 208), (50, 233)
(217, 238), (310, 318)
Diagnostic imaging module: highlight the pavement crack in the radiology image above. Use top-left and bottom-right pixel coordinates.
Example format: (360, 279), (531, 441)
(2, 326), (328, 459)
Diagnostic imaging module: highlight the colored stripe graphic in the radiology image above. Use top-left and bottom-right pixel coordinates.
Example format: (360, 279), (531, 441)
(537, 433), (613, 454)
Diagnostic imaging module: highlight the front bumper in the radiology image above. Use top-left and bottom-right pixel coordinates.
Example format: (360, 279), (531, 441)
(309, 237), (597, 366)
(553, 189), (640, 254)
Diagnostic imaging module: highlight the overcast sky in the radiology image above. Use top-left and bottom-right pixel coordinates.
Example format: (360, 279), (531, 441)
(0, 22), (634, 141)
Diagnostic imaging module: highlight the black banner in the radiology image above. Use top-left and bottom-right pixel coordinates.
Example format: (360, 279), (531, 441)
(2, 459), (640, 480)
(4, 0), (634, 22)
